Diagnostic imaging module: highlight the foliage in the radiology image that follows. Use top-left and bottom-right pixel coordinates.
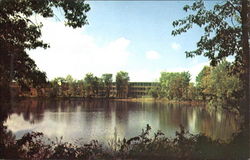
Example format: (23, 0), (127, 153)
(112, 125), (248, 160)
(115, 71), (130, 98)
(159, 72), (191, 100)
(46, 72), (118, 99)
(147, 84), (161, 99)
(92, 76), (103, 98)
(196, 66), (213, 100)
(14, 132), (107, 160)
(195, 61), (242, 111)
(186, 83), (198, 101)
(84, 73), (102, 98)
(147, 62), (242, 109)
(74, 80), (85, 97)
(0, 0), (90, 101)
(49, 77), (65, 97)
(65, 75), (76, 97)
(0, 124), (247, 160)
(172, 0), (248, 68)
(102, 74), (113, 98)
(208, 61), (242, 109)
(172, 0), (249, 124)
(84, 73), (95, 98)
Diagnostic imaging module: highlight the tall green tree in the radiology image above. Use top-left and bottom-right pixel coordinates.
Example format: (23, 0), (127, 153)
(209, 61), (242, 109)
(159, 72), (191, 100)
(101, 74), (113, 98)
(65, 75), (74, 83)
(196, 66), (212, 101)
(92, 76), (101, 97)
(172, 0), (249, 69)
(196, 61), (242, 110)
(50, 77), (65, 97)
(0, 0), (90, 101)
(84, 73), (102, 98)
(187, 82), (198, 101)
(84, 73), (94, 98)
(148, 84), (161, 99)
(172, 0), (249, 125)
(65, 75), (75, 97)
(115, 71), (129, 98)
(76, 80), (85, 97)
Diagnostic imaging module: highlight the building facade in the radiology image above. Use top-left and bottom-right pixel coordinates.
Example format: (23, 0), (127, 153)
(109, 82), (158, 98)
(128, 82), (158, 98)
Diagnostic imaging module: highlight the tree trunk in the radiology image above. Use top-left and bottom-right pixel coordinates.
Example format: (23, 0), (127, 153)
(241, 0), (249, 152)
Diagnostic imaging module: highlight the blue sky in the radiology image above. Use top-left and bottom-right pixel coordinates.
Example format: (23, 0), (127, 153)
(28, 1), (218, 82)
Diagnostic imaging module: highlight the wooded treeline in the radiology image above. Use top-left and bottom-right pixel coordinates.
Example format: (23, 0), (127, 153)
(11, 59), (242, 111)
(148, 60), (242, 110)
(0, 0), (249, 159)
(48, 71), (129, 98)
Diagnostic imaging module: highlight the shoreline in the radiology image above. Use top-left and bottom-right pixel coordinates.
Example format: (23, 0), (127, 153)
(10, 96), (207, 105)
(113, 97), (206, 105)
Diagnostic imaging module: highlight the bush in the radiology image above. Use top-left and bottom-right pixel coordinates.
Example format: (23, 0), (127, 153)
(0, 124), (248, 160)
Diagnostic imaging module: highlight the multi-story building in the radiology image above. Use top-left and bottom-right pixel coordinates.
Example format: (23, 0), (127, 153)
(128, 82), (158, 98)
(109, 82), (158, 98)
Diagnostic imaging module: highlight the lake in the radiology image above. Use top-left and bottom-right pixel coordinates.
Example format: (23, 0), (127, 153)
(4, 99), (239, 143)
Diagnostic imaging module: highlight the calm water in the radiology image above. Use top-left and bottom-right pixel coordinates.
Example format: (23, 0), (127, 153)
(4, 99), (239, 143)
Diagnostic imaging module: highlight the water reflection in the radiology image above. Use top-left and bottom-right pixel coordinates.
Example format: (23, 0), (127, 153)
(5, 99), (239, 142)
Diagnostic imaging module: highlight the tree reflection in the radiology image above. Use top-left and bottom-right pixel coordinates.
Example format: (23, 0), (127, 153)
(3, 99), (240, 142)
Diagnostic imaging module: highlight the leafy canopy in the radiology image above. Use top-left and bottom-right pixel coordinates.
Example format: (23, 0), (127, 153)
(172, 0), (247, 67)
(172, 0), (249, 121)
(159, 72), (191, 100)
(115, 71), (129, 98)
(0, 0), (90, 95)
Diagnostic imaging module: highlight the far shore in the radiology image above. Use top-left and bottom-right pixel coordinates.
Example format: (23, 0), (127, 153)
(113, 97), (206, 105)
(11, 96), (207, 106)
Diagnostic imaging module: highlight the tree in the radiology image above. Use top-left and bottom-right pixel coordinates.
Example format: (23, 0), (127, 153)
(148, 84), (161, 99)
(209, 61), (242, 109)
(172, 0), (249, 69)
(65, 75), (75, 97)
(92, 76), (101, 97)
(196, 61), (243, 110)
(172, 0), (249, 125)
(84, 73), (94, 98)
(50, 77), (65, 97)
(0, 0), (90, 101)
(196, 66), (212, 100)
(65, 75), (74, 83)
(187, 83), (198, 101)
(84, 73), (102, 98)
(159, 72), (191, 100)
(115, 71), (129, 98)
(101, 74), (113, 98)
(76, 80), (85, 97)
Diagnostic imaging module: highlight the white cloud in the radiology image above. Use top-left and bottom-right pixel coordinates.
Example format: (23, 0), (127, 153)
(145, 50), (160, 60)
(129, 69), (161, 82)
(164, 62), (209, 82)
(27, 17), (208, 83)
(171, 42), (181, 51)
(28, 17), (132, 80)
(128, 61), (208, 82)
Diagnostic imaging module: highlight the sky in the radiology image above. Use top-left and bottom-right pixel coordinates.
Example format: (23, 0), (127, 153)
(28, 1), (219, 82)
